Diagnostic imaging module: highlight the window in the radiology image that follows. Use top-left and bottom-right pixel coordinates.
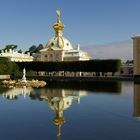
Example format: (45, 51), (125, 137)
(56, 54), (59, 58)
(51, 42), (54, 46)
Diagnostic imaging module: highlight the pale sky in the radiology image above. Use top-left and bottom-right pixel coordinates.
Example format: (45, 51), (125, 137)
(82, 40), (133, 61)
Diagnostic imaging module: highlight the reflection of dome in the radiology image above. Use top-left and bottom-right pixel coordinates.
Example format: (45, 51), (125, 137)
(45, 36), (73, 51)
(54, 114), (64, 126)
(49, 97), (72, 112)
(30, 87), (88, 138)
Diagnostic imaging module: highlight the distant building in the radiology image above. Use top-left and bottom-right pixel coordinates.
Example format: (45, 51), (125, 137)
(120, 63), (133, 75)
(0, 49), (33, 62)
(36, 9), (90, 62)
(132, 35), (140, 77)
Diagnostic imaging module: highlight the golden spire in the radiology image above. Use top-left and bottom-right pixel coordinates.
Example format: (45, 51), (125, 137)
(54, 113), (64, 136)
(53, 8), (64, 32)
(56, 8), (61, 23)
(53, 8), (65, 48)
(53, 100), (65, 138)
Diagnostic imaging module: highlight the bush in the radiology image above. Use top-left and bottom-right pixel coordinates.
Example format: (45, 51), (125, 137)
(0, 57), (19, 74)
(16, 59), (121, 73)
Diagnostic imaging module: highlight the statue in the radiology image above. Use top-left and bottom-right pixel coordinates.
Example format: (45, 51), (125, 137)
(22, 68), (27, 83)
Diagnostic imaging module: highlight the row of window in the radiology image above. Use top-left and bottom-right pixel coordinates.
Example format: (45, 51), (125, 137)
(44, 54), (60, 58)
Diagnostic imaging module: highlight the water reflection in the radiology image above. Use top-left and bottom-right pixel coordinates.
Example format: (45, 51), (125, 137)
(0, 81), (122, 139)
(1, 82), (140, 139)
(47, 81), (122, 93)
(0, 86), (87, 138)
(1, 86), (32, 100)
(30, 88), (87, 137)
(134, 83), (140, 118)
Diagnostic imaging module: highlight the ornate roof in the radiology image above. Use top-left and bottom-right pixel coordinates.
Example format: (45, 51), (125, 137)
(44, 9), (73, 51)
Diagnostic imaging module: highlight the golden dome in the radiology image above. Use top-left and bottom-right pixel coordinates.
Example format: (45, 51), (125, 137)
(53, 9), (64, 32)
(45, 36), (73, 50)
(53, 22), (64, 32)
(43, 8), (74, 50)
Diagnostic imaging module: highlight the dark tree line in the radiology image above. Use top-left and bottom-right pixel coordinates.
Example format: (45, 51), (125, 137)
(0, 57), (121, 75)
(16, 59), (121, 74)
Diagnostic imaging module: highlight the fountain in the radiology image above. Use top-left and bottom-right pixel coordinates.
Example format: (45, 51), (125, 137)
(2, 68), (46, 88)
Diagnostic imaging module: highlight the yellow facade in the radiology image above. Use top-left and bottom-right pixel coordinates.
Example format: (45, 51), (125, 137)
(132, 36), (140, 76)
(40, 50), (63, 61)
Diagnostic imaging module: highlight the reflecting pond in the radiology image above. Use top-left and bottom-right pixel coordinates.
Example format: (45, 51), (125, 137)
(0, 81), (140, 140)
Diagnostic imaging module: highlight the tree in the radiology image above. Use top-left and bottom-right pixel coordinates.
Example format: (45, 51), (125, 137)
(126, 60), (133, 64)
(18, 49), (23, 53)
(29, 45), (37, 54)
(37, 44), (44, 51)
(4, 45), (18, 51)
(0, 58), (19, 74)
(16, 59), (121, 74)
(28, 44), (44, 54)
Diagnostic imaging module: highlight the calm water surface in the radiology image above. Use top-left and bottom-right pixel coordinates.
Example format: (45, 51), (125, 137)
(0, 81), (140, 140)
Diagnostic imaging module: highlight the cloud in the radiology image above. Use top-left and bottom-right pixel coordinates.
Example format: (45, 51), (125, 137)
(81, 40), (133, 61)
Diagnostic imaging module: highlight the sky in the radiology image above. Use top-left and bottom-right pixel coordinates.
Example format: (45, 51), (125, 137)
(0, 0), (139, 58)
(82, 40), (133, 61)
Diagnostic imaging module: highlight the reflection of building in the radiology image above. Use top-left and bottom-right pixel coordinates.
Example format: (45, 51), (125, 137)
(0, 49), (33, 62)
(1, 86), (32, 100)
(133, 84), (140, 117)
(132, 36), (140, 77)
(1, 86), (87, 138)
(37, 88), (87, 137)
(37, 9), (90, 62)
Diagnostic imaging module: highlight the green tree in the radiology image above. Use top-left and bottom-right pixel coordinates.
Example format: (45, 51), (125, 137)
(126, 60), (133, 64)
(16, 59), (121, 75)
(4, 45), (18, 51)
(0, 57), (19, 74)
(28, 44), (44, 54)
(29, 45), (37, 54)
(37, 44), (44, 51)
(18, 49), (23, 53)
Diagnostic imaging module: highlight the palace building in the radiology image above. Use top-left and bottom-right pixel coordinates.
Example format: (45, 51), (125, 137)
(37, 9), (90, 62)
(0, 49), (33, 62)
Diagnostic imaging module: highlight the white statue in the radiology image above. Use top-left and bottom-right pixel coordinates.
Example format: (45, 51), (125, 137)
(22, 68), (27, 83)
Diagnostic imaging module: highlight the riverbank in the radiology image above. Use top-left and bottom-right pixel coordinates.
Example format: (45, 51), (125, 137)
(11, 75), (134, 82)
